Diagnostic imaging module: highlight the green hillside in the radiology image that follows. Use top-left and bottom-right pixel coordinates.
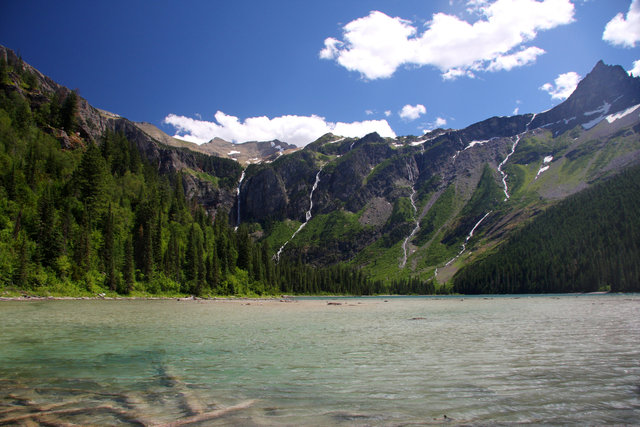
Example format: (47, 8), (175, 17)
(453, 164), (640, 293)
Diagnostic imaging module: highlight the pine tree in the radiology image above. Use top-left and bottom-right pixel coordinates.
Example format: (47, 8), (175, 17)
(103, 205), (116, 291)
(122, 236), (135, 293)
(60, 90), (78, 133)
(13, 233), (29, 288)
(76, 141), (108, 219)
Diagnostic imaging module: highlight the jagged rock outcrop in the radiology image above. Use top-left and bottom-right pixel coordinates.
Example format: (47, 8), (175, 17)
(532, 60), (640, 135)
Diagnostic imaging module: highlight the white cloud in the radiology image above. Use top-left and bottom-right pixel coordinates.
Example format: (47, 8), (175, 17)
(433, 117), (448, 127)
(540, 71), (581, 100)
(384, 110), (392, 117)
(163, 111), (396, 147)
(442, 67), (476, 80)
(513, 106), (520, 115)
(485, 46), (545, 71)
(603, 0), (640, 48)
(365, 109), (374, 115)
(628, 59), (640, 77)
(320, 0), (575, 80)
(424, 116), (448, 132)
(399, 104), (427, 121)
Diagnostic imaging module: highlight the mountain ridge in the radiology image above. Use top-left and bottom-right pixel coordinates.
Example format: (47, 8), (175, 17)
(2, 42), (639, 293)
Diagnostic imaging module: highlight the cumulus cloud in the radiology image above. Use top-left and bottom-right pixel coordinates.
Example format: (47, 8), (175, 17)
(540, 71), (581, 100)
(630, 59), (640, 77)
(603, 0), (640, 47)
(399, 104), (427, 121)
(163, 111), (396, 147)
(433, 117), (448, 128)
(320, 0), (575, 80)
(424, 117), (448, 132)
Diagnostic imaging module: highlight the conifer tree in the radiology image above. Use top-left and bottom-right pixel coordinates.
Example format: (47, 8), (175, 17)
(103, 205), (116, 291)
(123, 236), (135, 293)
(60, 90), (78, 133)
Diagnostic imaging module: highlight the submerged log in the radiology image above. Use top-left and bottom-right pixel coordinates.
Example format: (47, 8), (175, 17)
(155, 400), (256, 427)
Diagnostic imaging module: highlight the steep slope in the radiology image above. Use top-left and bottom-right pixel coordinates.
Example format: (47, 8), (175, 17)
(0, 45), (242, 217)
(4, 41), (639, 293)
(240, 60), (640, 287)
(453, 163), (640, 293)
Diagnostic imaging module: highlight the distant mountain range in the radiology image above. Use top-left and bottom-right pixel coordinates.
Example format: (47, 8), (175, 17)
(2, 43), (639, 291)
(134, 121), (298, 165)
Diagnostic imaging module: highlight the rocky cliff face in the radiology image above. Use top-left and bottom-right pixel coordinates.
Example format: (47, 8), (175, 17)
(234, 60), (640, 281)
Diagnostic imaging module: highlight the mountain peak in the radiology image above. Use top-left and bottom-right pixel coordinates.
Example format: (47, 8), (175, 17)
(533, 60), (640, 134)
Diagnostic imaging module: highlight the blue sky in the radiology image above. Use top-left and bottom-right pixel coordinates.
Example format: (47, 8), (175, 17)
(1, 0), (639, 146)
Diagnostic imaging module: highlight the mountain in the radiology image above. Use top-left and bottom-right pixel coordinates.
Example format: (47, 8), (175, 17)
(1, 42), (639, 295)
(0, 45), (243, 219)
(234, 60), (640, 287)
(133, 122), (298, 165)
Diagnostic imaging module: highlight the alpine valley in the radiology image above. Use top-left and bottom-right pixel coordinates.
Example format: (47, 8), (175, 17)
(1, 44), (639, 296)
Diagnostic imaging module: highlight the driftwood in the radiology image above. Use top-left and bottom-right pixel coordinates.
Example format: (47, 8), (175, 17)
(0, 364), (256, 426)
(0, 404), (146, 426)
(156, 365), (206, 416)
(155, 399), (256, 427)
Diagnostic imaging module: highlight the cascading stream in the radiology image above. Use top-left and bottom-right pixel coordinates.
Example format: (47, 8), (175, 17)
(234, 170), (245, 230)
(275, 167), (323, 262)
(444, 211), (492, 267)
(401, 163), (420, 268)
(497, 113), (537, 201)
(437, 113), (539, 277)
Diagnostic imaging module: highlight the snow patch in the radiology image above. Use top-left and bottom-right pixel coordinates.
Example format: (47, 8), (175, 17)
(582, 116), (605, 130)
(535, 165), (550, 179)
(582, 100), (615, 130)
(584, 101), (612, 117)
(228, 150), (241, 156)
(605, 103), (640, 124)
(410, 139), (426, 146)
(534, 156), (553, 180)
(465, 139), (490, 150)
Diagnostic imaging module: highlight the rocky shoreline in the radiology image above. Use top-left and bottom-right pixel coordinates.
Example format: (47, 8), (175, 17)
(0, 294), (298, 302)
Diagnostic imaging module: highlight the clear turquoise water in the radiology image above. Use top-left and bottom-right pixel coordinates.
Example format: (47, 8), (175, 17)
(0, 295), (639, 425)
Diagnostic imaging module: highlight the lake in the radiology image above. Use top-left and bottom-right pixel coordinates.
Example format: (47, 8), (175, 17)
(0, 295), (638, 425)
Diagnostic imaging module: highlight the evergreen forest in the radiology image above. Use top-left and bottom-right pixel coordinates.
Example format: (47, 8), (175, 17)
(453, 164), (640, 293)
(0, 56), (437, 297)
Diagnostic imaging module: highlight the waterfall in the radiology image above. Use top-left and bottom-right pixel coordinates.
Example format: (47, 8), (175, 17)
(275, 167), (323, 262)
(234, 170), (245, 230)
(444, 211), (492, 267)
(497, 135), (520, 201)
(401, 163), (420, 268)
(497, 113), (538, 201)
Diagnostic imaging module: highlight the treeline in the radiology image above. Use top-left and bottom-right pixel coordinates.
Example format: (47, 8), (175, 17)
(1, 59), (412, 296)
(453, 164), (640, 293)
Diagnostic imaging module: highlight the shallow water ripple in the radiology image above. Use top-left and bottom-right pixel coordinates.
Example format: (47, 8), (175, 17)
(0, 295), (638, 425)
